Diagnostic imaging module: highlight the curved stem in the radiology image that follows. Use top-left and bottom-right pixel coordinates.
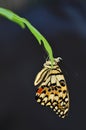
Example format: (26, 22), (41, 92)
(0, 7), (54, 65)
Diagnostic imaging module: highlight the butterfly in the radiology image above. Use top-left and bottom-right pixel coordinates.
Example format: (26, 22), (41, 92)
(34, 57), (69, 118)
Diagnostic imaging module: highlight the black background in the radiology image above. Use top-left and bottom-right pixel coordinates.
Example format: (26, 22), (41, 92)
(0, 0), (86, 130)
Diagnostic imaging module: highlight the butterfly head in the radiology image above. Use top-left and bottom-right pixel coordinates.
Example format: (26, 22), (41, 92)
(44, 57), (62, 68)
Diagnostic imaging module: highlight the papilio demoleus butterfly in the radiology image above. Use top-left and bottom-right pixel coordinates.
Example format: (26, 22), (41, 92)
(34, 57), (69, 118)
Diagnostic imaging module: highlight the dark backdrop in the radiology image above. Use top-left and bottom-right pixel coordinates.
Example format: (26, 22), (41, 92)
(0, 0), (86, 130)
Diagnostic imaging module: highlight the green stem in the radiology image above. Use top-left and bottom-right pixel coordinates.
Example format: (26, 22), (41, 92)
(0, 7), (54, 65)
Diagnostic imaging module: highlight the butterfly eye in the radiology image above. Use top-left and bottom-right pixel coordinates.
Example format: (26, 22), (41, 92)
(59, 80), (65, 86)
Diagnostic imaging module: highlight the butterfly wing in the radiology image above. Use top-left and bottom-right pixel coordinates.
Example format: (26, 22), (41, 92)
(35, 88), (69, 118)
(34, 67), (49, 86)
(34, 59), (69, 118)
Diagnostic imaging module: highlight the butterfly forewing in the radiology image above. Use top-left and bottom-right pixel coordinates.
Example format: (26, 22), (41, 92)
(34, 67), (49, 86)
(34, 58), (69, 118)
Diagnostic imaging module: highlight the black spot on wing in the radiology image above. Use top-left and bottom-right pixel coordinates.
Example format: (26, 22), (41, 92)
(63, 90), (67, 93)
(58, 90), (62, 92)
(42, 90), (46, 94)
(59, 80), (66, 86)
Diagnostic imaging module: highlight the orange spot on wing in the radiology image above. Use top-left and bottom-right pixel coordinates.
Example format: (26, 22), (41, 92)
(37, 88), (43, 94)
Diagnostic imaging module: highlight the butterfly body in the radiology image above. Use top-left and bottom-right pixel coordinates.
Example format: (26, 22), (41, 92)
(34, 57), (69, 118)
